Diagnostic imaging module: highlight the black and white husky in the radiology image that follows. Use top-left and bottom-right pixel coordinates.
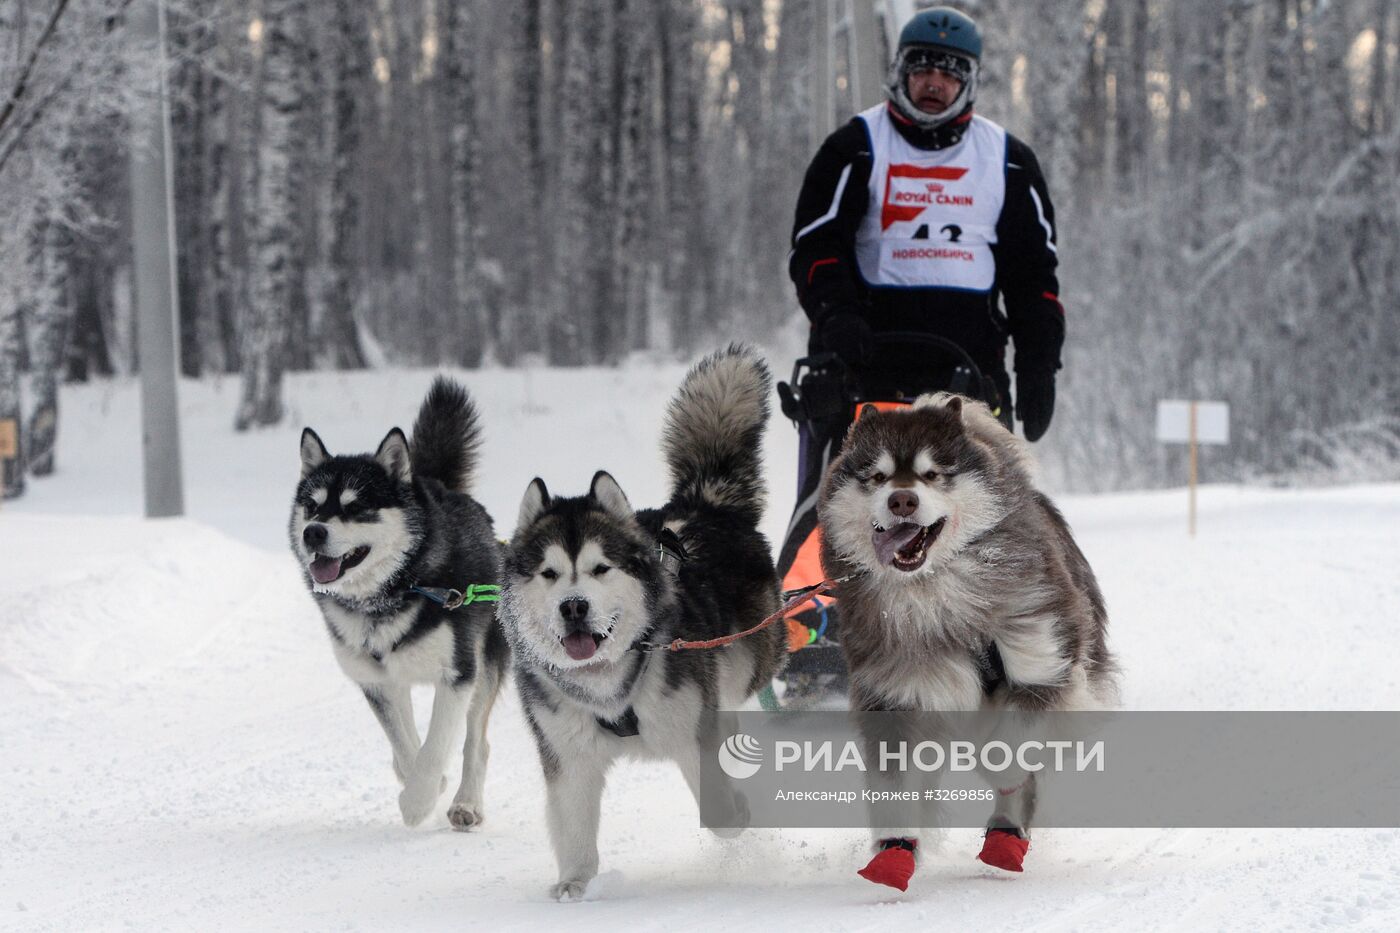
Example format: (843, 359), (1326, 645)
(289, 377), (508, 830)
(501, 346), (787, 901)
(819, 393), (1117, 885)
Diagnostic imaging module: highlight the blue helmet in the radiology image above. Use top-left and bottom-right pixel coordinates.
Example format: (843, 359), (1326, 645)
(887, 7), (982, 131)
(897, 7), (982, 61)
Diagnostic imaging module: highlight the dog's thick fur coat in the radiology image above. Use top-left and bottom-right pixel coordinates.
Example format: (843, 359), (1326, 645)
(819, 393), (1116, 849)
(289, 377), (508, 830)
(501, 346), (786, 900)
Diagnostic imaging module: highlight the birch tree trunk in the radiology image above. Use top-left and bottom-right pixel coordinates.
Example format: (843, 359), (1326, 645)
(657, 0), (702, 352)
(318, 0), (368, 369)
(236, 0), (305, 429)
(24, 213), (72, 476)
(444, 0), (487, 367)
(0, 232), (23, 498)
(205, 43), (237, 373)
(509, 0), (546, 360)
(612, 0), (652, 354)
(549, 0), (597, 365)
(283, 7), (318, 374)
(720, 0), (766, 334)
(170, 7), (207, 378)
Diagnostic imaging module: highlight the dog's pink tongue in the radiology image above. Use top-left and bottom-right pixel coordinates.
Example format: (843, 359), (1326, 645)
(872, 523), (923, 565)
(310, 555), (343, 584)
(562, 632), (598, 661)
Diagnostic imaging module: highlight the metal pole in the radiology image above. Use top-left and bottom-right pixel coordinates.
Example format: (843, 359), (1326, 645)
(811, 0), (833, 151)
(130, 0), (185, 518)
(848, 0), (885, 111)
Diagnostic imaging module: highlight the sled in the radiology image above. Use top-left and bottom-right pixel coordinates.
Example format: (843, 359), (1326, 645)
(759, 332), (1004, 711)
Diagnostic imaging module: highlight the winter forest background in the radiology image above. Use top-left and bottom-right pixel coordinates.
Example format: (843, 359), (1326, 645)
(2, 0), (1399, 497)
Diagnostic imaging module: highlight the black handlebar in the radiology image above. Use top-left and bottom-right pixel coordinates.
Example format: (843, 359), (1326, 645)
(866, 331), (983, 377)
(786, 331), (984, 396)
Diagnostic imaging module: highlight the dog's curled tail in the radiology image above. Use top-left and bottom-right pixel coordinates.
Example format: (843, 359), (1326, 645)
(410, 376), (482, 494)
(663, 344), (771, 523)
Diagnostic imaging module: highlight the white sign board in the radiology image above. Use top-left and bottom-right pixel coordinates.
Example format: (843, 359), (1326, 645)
(1156, 400), (1230, 445)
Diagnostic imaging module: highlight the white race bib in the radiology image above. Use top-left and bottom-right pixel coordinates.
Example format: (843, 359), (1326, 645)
(854, 106), (1006, 293)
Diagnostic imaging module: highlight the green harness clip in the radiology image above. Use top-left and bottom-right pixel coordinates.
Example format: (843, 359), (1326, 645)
(412, 583), (501, 610)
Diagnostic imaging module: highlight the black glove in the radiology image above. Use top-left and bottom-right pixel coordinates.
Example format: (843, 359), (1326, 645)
(1015, 368), (1056, 442)
(819, 311), (875, 368)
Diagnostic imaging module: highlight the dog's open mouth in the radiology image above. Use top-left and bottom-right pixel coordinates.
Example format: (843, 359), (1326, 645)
(560, 631), (607, 662)
(871, 517), (947, 572)
(309, 546), (370, 585)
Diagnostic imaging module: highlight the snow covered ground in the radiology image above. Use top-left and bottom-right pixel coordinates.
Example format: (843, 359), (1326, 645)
(3, 364), (1399, 931)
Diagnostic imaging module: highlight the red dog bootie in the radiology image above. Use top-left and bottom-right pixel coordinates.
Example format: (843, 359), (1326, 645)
(858, 838), (917, 891)
(977, 828), (1029, 872)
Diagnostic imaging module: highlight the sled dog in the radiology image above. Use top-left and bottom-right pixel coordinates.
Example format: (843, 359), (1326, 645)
(501, 345), (787, 901)
(818, 393), (1117, 886)
(289, 377), (508, 830)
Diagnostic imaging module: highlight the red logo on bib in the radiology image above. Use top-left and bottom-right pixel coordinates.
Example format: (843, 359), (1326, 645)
(881, 164), (969, 230)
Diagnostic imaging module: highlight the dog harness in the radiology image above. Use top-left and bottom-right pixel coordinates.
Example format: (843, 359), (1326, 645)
(655, 528), (688, 575)
(975, 639), (1006, 695)
(595, 708), (641, 738)
(593, 643), (656, 738)
(595, 637), (1001, 734)
(409, 582), (500, 609)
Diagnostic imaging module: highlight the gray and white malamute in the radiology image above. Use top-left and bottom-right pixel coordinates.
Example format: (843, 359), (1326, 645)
(819, 393), (1117, 887)
(289, 377), (508, 830)
(501, 346), (787, 901)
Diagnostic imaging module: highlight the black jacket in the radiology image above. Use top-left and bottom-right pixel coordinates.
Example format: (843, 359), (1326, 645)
(789, 106), (1064, 395)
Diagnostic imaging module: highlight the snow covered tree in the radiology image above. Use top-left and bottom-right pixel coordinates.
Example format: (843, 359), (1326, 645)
(0, 0), (130, 494)
(3, 0), (1396, 490)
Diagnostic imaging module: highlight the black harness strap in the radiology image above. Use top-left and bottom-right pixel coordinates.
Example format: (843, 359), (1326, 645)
(655, 528), (688, 576)
(975, 640), (1006, 696)
(596, 707), (640, 738)
(593, 643), (653, 738)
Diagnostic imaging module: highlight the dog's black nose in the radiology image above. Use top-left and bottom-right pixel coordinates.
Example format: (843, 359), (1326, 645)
(303, 523), (328, 550)
(559, 598), (590, 626)
(887, 490), (919, 518)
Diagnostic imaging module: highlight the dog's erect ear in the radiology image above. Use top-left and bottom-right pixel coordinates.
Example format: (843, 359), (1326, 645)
(301, 428), (329, 477)
(517, 478), (551, 531)
(913, 392), (964, 422)
(843, 404), (880, 444)
(589, 470), (633, 520)
(374, 428), (412, 482)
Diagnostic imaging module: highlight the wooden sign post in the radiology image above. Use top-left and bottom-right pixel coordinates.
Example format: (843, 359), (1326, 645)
(1156, 400), (1230, 536)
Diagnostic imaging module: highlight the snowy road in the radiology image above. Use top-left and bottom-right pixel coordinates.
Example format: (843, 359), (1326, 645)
(3, 369), (1398, 930)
